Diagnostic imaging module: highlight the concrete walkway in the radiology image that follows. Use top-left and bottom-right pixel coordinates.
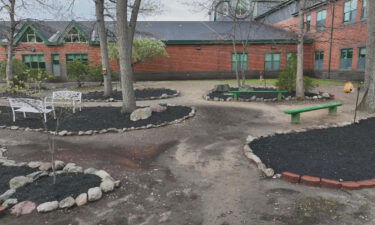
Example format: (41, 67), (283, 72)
(1, 81), (374, 225)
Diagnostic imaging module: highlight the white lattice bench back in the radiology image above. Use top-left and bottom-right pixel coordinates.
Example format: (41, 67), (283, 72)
(50, 91), (82, 113)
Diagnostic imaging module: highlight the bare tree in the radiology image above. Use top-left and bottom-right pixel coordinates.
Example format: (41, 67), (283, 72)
(296, 0), (305, 99)
(359, 0), (375, 112)
(95, 0), (112, 97)
(116, 0), (141, 113)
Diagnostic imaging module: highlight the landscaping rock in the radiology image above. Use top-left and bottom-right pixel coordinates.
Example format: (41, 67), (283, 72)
(75, 193), (87, 206)
(10, 201), (36, 215)
(150, 104), (167, 113)
(213, 84), (230, 93)
(322, 92), (330, 98)
(54, 160), (65, 170)
(239, 85), (253, 91)
(9, 176), (33, 189)
(58, 130), (68, 136)
(28, 161), (42, 168)
(88, 187), (102, 201)
(2, 198), (17, 208)
(63, 163), (83, 173)
(59, 196), (75, 209)
(37, 201), (59, 213)
(130, 107), (152, 121)
(84, 168), (98, 175)
(100, 179), (115, 193)
(84, 130), (93, 135)
(0, 189), (15, 202)
(26, 171), (49, 180)
(95, 170), (112, 180)
(39, 162), (52, 171)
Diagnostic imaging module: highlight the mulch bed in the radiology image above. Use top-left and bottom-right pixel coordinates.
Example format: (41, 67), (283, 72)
(0, 91), (33, 99)
(12, 173), (101, 204)
(249, 118), (375, 181)
(0, 105), (192, 132)
(208, 87), (318, 100)
(83, 88), (178, 101)
(0, 166), (37, 194)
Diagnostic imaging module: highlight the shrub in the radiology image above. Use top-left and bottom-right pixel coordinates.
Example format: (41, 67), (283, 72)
(0, 59), (29, 89)
(275, 53), (317, 93)
(67, 60), (90, 87)
(26, 68), (55, 92)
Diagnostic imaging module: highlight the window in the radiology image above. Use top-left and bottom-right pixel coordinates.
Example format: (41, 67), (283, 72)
(66, 53), (88, 63)
(343, 0), (358, 23)
(64, 27), (87, 43)
(231, 0), (250, 18)
(315, 51), (324, 70)
(265, 53), (281, 71)
(20, 28), (43, 43)
(231, 53), (248, 72)
(316, 10), (327, 31)
(340, 48), (353, 70)
(306, 15), (311, 32)
(358, 47), (366, 70)
(362, 0), (367, 19)
(222, 1), (229, 16)
(22, 54), (45, 69)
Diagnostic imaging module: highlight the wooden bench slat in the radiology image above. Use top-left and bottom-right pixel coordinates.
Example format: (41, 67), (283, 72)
(284, 103), (343, 114)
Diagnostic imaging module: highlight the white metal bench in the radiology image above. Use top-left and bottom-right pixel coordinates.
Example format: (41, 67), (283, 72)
(9, 98), (55, 122)
(48, 91), (82, 113)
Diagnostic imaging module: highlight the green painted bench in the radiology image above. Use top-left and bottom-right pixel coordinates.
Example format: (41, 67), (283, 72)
(229, 90), (288, 101)
(284, 102), (343, 124)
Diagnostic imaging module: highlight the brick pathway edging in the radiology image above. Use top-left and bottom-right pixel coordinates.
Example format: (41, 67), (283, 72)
(244, 119), (375, 190)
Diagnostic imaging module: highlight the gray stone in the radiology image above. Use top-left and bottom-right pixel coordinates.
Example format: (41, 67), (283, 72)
(150, 104), (167, 113)
(95, 170), (112, 180)
(264, 168), (275, 177)
(213, 84), (230, 93)
(10, 126), (19, 130)
(26, 171), (48, 180)
(9, 176), (33, 189)
(238, 84), (253, 91)
(37, 201), (59, 213)
(0, 189), (15, 202)
(88, 187), (102, 201)
(2, 198), (17, 208)
(313, 96), (318, 100)
(322, 92), (330, 98)
(59, 196), (75, 209)
(75, 193), (87, 206)
(130, 107), (152, 121)
(58, 130), (68, 136)
(100, 179), (115, 193)
(39, 162), (52, 171)
(54, 160), (65, 170)
(78, 131), (84, 136)
(84, 168), (97, 174)
(10, 201), (36, 215)
(84, 130), (93, 135)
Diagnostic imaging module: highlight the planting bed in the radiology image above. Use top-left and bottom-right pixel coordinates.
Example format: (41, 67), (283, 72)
(0, 165), (37, 194)
(0, 105), (194, 134)
(249, 118), (375, 185)
(83, 88), (179, 101)
(205, 87), (331, 102)
(13, 173), (101, 204)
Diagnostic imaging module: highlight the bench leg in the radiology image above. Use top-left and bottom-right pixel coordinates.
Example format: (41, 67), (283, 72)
(329, 106), (338, 115)
(23, 112), (26, 118)
(277, 92), (282, 101)
(291, 113), (300, 124)
(233, 93), (238, 100)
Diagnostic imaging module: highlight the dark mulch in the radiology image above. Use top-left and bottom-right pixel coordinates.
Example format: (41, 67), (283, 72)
(0, 91), (32, 99)
(250, 118), (375, 181)
(13, 173), (101, 204)
(208, 87), (318, 100)
(0, 105), (192, 132)
(0, 165), (37, 194)
(83, 88), (178, 101)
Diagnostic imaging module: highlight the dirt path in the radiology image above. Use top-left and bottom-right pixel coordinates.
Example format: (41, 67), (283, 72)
(1, 81), (375, 225)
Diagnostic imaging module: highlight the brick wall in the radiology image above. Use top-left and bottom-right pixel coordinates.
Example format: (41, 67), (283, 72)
(272, 0), (368, 80)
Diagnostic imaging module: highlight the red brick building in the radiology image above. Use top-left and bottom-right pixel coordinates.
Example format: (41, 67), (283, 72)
(0, 0), (368, 81)
(256, 0), (368, 80)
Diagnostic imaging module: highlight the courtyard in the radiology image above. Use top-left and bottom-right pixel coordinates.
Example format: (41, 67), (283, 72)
(1, 80), (374, 225)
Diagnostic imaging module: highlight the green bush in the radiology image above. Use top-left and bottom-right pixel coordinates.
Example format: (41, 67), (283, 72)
(0, 59), (29, 89)
(26, 68), (55, 92)
(67, 60), (90, 87)
(275, 53), (317, 92)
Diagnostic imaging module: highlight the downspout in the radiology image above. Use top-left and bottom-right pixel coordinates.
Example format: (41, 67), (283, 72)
(327, 1), (335, 79)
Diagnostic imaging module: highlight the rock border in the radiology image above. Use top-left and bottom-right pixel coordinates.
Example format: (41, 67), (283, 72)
(84, 89), (180, 102)
(244, 117), (375, 190)
(0, 148), (120, 214)
(203, 89), (334, 102)
(0, 105), (196, 137)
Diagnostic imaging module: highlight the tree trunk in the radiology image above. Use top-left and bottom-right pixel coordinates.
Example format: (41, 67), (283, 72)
(5, 0), (16, 88)
(358, 0), (375, 112)
(95, 0), (112, 97)
(116, 0), (137, 113)
(296, 0), (305, 99)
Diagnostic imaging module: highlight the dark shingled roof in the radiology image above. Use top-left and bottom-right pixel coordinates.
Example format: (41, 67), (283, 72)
(1, 20), (298, 44)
